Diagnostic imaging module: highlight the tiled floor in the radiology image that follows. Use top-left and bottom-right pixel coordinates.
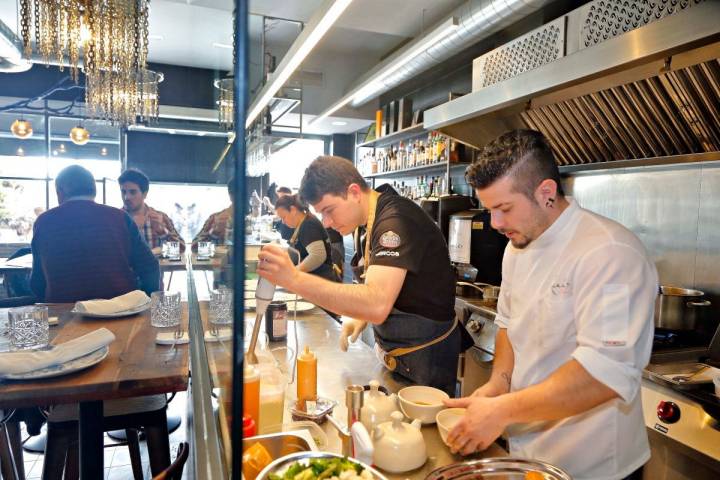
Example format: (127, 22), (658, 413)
(19, 391), (188, 480)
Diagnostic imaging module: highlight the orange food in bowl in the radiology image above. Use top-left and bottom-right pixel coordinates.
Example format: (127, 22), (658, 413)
(525, 472), (545, 480)
(242, 442), (273, 480)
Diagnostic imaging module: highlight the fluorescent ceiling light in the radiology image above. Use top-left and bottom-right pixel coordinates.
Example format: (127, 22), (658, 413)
(212, 42), (233, 49)
(331, 120), (347, 126)
(246, 0), (353, 129)
(310, 17), (458, 124)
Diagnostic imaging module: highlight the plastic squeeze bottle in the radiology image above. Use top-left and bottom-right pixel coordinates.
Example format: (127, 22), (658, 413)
(296, 345), (317, 402)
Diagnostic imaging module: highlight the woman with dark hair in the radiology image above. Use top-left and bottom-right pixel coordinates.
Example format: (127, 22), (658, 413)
(274, 194), (339, 282)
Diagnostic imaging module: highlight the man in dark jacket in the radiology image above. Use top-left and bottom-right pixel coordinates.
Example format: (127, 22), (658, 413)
(31, 165), (160, 302)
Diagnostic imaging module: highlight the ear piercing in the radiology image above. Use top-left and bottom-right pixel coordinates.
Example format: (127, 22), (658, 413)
(546, 197), (555, 208)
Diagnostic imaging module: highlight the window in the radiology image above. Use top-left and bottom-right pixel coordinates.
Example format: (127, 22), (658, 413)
(268, 138), (325, 190)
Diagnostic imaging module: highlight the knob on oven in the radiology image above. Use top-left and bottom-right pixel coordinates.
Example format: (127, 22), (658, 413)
(657, 401), (681, 424)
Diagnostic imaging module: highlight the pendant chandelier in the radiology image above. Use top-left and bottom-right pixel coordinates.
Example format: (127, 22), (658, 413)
(214, 77), (234, 130)
(19, 0), (155, 125)
(86, 68), (162, 125)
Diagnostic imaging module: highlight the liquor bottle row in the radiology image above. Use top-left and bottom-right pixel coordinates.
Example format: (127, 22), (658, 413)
(390, 175), (447, 201)
(358, 132), (448, 176)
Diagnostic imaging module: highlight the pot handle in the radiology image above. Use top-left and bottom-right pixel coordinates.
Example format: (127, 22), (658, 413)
(687, 300), (711, 308)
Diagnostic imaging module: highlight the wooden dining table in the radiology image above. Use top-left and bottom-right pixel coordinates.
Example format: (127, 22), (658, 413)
(0, 303), (190, 479)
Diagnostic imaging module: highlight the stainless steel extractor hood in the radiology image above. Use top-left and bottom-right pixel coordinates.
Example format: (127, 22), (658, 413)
(424, 0), (720, 167)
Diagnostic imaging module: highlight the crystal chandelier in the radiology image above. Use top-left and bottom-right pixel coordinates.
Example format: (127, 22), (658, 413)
(214, 77), (234, 130)
(19, 0), (152, 124)
(86, 68), (162, 125)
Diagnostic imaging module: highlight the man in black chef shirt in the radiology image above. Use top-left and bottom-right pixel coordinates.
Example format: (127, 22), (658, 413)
(257, 155), (466, 394)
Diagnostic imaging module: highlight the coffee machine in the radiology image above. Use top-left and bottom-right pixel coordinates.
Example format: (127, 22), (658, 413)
(448, 209), (507, 285)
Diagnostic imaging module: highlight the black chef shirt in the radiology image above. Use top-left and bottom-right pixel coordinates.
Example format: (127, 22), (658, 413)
(293, 214), (337, 282)
(353, 187), (455, 323)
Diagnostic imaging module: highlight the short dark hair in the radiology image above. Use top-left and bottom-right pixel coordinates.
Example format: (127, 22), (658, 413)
(465, 129), (564, 199)
(299, 155), (368, 204)
(275, 194), (308, 213)
(118, 169), (150, 193)
(56, 165), (96, 198)
(277, 186), (292, 195)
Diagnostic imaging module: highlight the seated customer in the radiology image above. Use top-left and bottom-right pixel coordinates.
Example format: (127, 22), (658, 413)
(193, 178), (234, 247)
(275, 194), (340, 282)
(31, 165), (160, 302)
(119, 168), (185, 253)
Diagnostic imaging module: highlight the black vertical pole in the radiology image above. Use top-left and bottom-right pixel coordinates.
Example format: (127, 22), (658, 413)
(232, 1), (248, 479)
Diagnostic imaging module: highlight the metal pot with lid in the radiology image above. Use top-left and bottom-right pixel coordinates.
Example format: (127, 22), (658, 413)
(426, 457), (572, 480)
(655, 286), (711, 331)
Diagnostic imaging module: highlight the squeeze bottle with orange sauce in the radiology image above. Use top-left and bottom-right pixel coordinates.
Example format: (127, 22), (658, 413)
(243, 363), (260, 428)
(296, 345), (317, 402)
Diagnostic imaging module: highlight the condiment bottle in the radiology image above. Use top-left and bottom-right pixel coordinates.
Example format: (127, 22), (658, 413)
(296, 345), (317, 402)
(243, 363), (260, 428)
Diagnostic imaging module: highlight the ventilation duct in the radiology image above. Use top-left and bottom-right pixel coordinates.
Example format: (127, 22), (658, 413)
(0, 19), (31, 72)
(348, 0), (554, 107)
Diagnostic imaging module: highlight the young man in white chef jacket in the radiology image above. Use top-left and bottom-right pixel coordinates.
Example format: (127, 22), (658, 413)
(445, 129), (657, 480)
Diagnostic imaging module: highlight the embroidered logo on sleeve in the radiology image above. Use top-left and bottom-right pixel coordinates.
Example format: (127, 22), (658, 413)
(551, 282), (572, 296)
(379, 231), (401, 248)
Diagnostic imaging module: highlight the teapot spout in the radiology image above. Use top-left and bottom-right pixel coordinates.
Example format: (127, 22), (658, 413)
(410, 418), (422, 429)
(350, 422), (374, 466)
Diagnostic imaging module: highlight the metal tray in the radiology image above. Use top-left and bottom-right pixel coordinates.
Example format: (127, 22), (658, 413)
(256, 451), (388, 480)
(426, 458), (572, 480)
(644, 362), (720, 389)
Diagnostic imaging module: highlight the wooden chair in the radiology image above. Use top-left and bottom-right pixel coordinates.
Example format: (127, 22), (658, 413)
(153, 442), (189, 480)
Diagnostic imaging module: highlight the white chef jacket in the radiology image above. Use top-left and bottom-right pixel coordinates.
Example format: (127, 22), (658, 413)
(495, 199), (657, 480)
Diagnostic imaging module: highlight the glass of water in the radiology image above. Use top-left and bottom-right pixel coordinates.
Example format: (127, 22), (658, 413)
(9, 306), (49, 350)
(150, 291), (182, 328)
(198, 241), (214, 260)
(166, 241), (181, 260)
(209, 287), (233, 325)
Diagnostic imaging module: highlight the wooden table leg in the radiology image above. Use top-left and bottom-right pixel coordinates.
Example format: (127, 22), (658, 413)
(79, 401), (103, 480)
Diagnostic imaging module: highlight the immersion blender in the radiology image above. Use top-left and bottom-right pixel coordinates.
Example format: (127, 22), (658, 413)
(246, 243), (298, 364)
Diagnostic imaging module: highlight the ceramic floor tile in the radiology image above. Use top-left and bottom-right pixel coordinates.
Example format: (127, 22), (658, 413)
(107, 465), (136, 480)
(104, 467), (111, 479)
(111, 446), (133, 467)
(26, 459), (44, 479)
(105, 446), (117, 466)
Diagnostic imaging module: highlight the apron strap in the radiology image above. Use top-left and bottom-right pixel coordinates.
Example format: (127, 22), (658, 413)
(384, 316), (459, 358)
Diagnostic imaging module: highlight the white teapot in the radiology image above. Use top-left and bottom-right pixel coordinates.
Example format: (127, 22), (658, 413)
(361, 380), (398, 432)
(351, 411), (426, 473)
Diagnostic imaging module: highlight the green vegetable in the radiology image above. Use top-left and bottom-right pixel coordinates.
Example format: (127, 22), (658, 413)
(275, 457), (365, 480)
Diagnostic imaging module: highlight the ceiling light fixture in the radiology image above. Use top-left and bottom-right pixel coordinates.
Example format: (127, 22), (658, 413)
(100, 147), (108, 156)
(311, 17), (458, 124)
(85, 68), (163, 125)
(58, 143), (66, 153)
(212, 42), (233, 49)
(246, 0), (353, 128)
(16, 147), (25, 156)
(214, 77), (234, 130)
(331, 120), (348, 126)
(10, 118), (33, 139)
(70, 125), (90, 145)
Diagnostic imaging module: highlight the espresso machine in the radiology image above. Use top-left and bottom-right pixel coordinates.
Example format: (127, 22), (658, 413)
(447, 209), (507, 286)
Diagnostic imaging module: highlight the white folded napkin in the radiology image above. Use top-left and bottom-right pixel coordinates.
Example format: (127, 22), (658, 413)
(0, 328), (115, 375)
(74, 290), (150, 315)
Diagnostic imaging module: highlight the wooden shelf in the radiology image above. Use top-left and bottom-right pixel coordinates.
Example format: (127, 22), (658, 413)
(356, 124), (426, 149)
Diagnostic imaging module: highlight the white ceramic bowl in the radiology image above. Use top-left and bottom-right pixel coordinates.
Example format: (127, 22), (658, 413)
(436, 408), (466, 446)
(397, 386), (449, 424)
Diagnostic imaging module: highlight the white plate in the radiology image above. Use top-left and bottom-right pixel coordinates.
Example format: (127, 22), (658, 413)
(71, 300), (151, 318)
(0, 346), (109, 380)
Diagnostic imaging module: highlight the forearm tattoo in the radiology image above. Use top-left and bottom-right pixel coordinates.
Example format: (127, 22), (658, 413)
(501, 372), (512, 388)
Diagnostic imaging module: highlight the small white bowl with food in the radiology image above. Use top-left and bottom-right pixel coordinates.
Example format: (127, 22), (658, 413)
(397, 386), (449, 424)
(435, 408), (466, 446)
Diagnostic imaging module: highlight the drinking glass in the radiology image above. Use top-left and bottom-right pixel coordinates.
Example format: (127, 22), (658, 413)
(151, 291), (182, 327)
(166, 241), (181, 260)
(198, 241), (214, 259)
(9, 306), (49, 350)
(210, 288), (233, 325)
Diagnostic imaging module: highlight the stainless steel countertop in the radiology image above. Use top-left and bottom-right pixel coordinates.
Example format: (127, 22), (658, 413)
(271, 307), (507, 480)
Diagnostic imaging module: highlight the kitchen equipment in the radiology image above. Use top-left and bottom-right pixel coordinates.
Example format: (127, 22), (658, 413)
(368, 411), (426, 473)
(397, 385), (448, 424)
(256, 451), (388, 480)
(426, 458), (572, 480)
(437, 195), (475, 241)
(360, 380), (397, 432)
(645, 362), (720, 390)
(455, 282), (500, 301)
(436, 408), (465, 446)
(655, 286), (711, 331)
(448, 209), (506, 286)
(257, 363), (289, 434)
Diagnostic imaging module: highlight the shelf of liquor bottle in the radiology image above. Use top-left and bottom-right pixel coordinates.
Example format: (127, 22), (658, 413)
(356, 124), (426, 149)
(364, 161), (449, 178)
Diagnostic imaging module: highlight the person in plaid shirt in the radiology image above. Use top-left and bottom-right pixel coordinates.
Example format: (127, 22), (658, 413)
(119, 169), (185, 252)
(192, 178), (233, 248)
